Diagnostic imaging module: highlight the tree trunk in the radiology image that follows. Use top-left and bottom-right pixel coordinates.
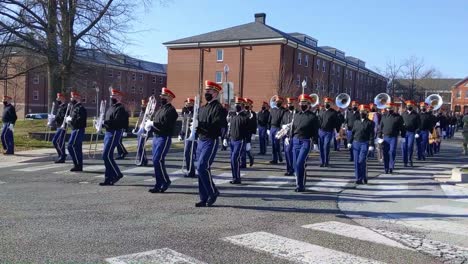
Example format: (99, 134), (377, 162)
(47, 63), (61, 110)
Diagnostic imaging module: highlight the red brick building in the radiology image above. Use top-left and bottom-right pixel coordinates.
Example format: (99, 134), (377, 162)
(0, 49), (167, 117)
(451, 77), (468, 113)
(164, 13), (387, 110)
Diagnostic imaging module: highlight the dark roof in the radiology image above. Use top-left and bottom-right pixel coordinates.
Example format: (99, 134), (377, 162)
(395, 78), (462, 91)
(452, 77), (468, 88)
(75, 49), (166, 74)
(164, 19), (383, 78)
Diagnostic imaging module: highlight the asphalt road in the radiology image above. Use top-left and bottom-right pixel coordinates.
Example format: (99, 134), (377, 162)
(1, 137), (463, 263)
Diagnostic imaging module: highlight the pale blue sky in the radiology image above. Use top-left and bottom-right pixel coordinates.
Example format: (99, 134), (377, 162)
(125, 0), (467, 78)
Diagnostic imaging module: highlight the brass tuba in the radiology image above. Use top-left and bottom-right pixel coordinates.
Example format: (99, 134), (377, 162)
(309, 93), (319, 108)
(425, 94), (443, 111)
(335, 93), (351, 109)
(374, 93), (391, 109)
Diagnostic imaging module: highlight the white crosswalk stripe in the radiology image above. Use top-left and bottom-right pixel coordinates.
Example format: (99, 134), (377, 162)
(54, 165), (105, 174)
(302, 221), (410, 250)
(105, 248), (206, 264)
(416, 205), (468, 216)
(223, 231), (384, 264)
(0, 162), (32, 169)
(379, 217), (468, 237)
(14, 164), (63, 172)
(440, 184), (468, 203)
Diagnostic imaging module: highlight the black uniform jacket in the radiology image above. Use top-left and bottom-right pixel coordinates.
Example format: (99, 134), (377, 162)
(350, 118), (375, 146)
(152, 103), (178, 137)
(292, 110), (319, 144)
(228, 111), (250, 141)
(104, 103), (129, 130)
(257, 109), (270, 128)
(345, 110), (360, 130)
(70, 103), (87, 130)
(319, 108), (341, 132)
(269, 107), (285, 128)
(2, 103), (17, 124)
(402, 111), (421, 133)
(197, 99), (227, 140)
(420, 112), (437, 131)
(55, 102), (68, 127)
(378, 112), (405, 138)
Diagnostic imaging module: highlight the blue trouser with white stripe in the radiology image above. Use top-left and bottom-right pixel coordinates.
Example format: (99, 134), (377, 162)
(67, 128), (84, 167)
(270, 127), (282, 162)
(353, 141), (368, 182)
(401, 131), (415, 165)
(196, 138), (219, 202)
(136, 132), (148, 165)
(103, 130), (123, 182)
(184, 140), (197, 177)
(116, 129), (128, 157)
(230, 139), (244, 180)
(284, 137), (294, 174)
(417, 130), (429, 160)
(347, 130), (353, 161)
(1, 123), (14, 154)
(293, 137), (311, 189)
(382, 136), (397, 172)
(152, 135), (172, 189)
(258, 125), (267, 154)
(319, 129), (333, 165)
(52, 127), (67, 160)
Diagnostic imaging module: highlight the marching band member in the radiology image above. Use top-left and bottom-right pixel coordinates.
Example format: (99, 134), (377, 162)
(224, 97), (249, 184)
(182, 98), (197, 178)
(318, 97), (341, 167)
(100, 89), (128, 186)
(52, 93), (68, 163)
(377, 103), (405, 174)
(367, 103), (381, 159)
(268, 95), (285, 164)
(135, 99), (149, 166)
(345, 101), (360, 161)
(257, 101), (270, 155)
(401, 100), (420, 167)
(145, 88), (178, 193)
(334, 109), (345, 151)
(241, 98), (256, 168)
(290, 94), (319, 192)
(179, 98), (194, 141)
(65, 92), (87, 172)
(194, 80), (227, 207)
(115, 108), (129, 160)
(220, 103), (230, 151)
(348, 105), (375, 184)
(282, 97), (296, 176)
(417, 102), (436, 160)
(1, 95), (17, 155)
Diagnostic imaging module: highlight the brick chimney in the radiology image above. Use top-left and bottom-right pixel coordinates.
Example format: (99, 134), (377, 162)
(255, 13), (266, 24)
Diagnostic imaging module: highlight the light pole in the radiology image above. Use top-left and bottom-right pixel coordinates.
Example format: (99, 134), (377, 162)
(302, 79), (307, 94)
(224, 64), (230, 105)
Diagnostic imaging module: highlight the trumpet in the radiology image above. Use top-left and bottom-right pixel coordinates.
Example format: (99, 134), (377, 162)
(88, 99), (107, 159)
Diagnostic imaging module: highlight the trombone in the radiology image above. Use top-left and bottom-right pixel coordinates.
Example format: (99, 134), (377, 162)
(135, 95), (157, 165)
(88, 99), (107, 159)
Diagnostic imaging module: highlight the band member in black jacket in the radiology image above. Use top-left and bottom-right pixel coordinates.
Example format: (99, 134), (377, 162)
(65, 91), (87, 171)
(318, 97), (341, 167)
(417, 102), (436, 160)
(194, 80), (227, 207)
(377, 103), (405, 174)
(289, 94), (319, 192)
(144, 88), (178, 193)
(257, 101), (270, 155)
(348, 104), (375, 184)
(282, 97), (296, 176)
(180, 98), (197, 177)
(52, 93), (69, 163)
(99, 89), (128, 186)
(268, 95), (285, 164)
(401, 100), (420, 167)
(345, 101), (360, 161)
(241, 98), (256, 168)
(1, 95), (17, 155)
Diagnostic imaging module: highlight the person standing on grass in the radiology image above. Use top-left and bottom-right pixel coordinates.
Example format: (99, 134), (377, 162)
(1, 95), (17, 155)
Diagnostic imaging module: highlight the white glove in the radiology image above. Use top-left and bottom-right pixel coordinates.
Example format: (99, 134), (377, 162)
(281, 124), (288, 129)
(415, 133), (420, 139)
(144, 120), (153, 132)
(223, 139), (228, 147)
(246, 143), (251, 151)
(251, 134), (256, 141)
(401, 138), (406, 144)
(347, 143), (352, 149)
(8, 123), (14, 132)
(313, 144), (319, 152)
(442, 131), (447, 136)
(436, 122), (440, 127)
(267, 130), (270, 137)
(178, 135), (183, 141)
(284, 137), (290, 146)
(122, 132), (127, 137)
(65, 116), (72, 123)
(48, 114), (55, 120)
(377, 138), (384, 144)
(368, 146), (375, 152)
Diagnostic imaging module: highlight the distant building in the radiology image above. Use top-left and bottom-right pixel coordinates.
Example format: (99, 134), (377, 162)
(451, 77), (468, 113)
(164, 13), (387, 110)
(0, 49), (167, 117)
(393, 78), (462, 111)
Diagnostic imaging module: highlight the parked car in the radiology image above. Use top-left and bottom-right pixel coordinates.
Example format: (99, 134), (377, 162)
(25, 113), (48, 120)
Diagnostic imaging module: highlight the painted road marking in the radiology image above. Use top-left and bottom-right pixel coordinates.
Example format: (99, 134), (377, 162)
(302, 221), (410, 250)
(417, 205), (468, 216)
(440, 184), (468, 203)
(223, 232), (384, 264)
(0, 162), (32, 169)
(14, 164), (62, 172)
(55, 165), (105, 174)
(105, 248), (206, 264)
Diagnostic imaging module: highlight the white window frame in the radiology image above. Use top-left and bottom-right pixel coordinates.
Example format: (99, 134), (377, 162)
(304, 55), (309, 67)
(296, 74), (301, 86)
(216, 49), (224, 62)
(33, 90), (39, 100)
(33, 74), (40, 84)
(456, 91), (461, 98)
(298, 52), (302, 65)
(316, 58), (320, 70)
(215, 71), (223, 83)
(322, 61), (326, 72)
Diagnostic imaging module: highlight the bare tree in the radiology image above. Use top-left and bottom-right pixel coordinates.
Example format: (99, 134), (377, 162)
(375, 59), (404, 97)
(0, 0), (156, 111)
(271, 61), (294, 98)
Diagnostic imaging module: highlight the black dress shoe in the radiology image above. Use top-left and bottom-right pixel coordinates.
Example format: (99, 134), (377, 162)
(207, 193), (219, 206)
(54, 159), (65, 164)
(385, 170), (389, 174)
(319, 164), (324, 167)
(363, 178), (368, 184)
(389, 169), (393, 174)
(148, 188), (161, 193)
(295, 187), (305, 192)
(269, 160), (278, 164)
(404, 164), (408, 167)
(195, 201), (207, 207)
(160, 182), (171, 193)
(278, 157), (283, 162)
(229, 179), (242, 184)
(113, 174), (124, 184)
(284, 172), (294, 176)
(70, 166), (83, 172)
(324, 163), (329, 167)
(410, 161), (414, 167)
(355, 180), (364, 185)
(249, 157), (254, 167)
(99, 181), (114, 186)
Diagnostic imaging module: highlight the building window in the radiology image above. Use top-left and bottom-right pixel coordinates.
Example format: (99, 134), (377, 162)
(304, 76), (308, 87)
(296, 74), (301, 86)
(139, 74), (143, 81)
(215, 71), (223, 83)
(331, 64), (335, 75)
(321, 81), (325, 91)
(132, 73), (136, 81)
(315, 79), (319, 89)
(33, 90), (39, 100)
(337, 67), (340, 76)
(304, 55), (309, 67)
(131, 86), (136, 94)
(139, 87), (143, 94)
(350, 71), (353, 81)
(322, 61), (326, 72)
(298, 52), (302, 65)
(116, 71), (121, 79)
(316, 58), (320, 70)
(152, 76), (156, 83)
(152, 88), (156, 94)
(456, 90), (461, 98)
(82, 97), (87, 103)
(216, 49), (224, 62)
(337, 83), (340, 91)
(108, 70), (113, 77)
(465, 90), (468, 98)
(331, 82), (335, 93)
(91, 98), (96, 104)
(159, 77), (163, 84)
(33, 74), (40, 84)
